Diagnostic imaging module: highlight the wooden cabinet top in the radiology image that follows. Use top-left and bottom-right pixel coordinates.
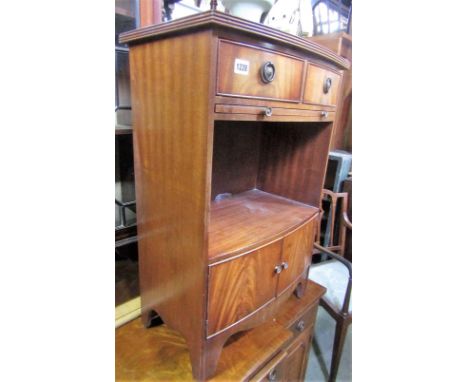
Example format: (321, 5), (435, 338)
(119, 11), (350, 70)
(208, 190), (319, 263)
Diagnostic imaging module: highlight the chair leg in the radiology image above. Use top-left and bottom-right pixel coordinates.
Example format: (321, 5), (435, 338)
(328, 318), (350, 382)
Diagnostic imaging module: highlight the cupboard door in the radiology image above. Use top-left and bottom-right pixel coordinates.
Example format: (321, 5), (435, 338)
(207, 241), (282, 336)
(277, 221), (314, 295)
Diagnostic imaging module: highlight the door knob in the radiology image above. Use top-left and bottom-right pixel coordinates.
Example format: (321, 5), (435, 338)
(267, 369), (277, 381)
(260, 61), (276, 83)
(274, 265), (283, 274)
(281, 261), (289, 270)
(296, 319), (305, 332)
(264, 107), (273, 117)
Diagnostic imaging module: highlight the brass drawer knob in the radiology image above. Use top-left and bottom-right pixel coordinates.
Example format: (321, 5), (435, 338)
(267, 369), (278, 381)
(323, 77), (332, 93)
(260, 61), (276, 83)
(296, 319), (305, 332)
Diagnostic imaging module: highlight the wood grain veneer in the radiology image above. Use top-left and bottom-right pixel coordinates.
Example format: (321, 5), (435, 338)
(116, 320), (291, 382)
(303, 64), (341, 106)
(217, 40), (305, 102)
(215, 104), (336, 121)
(129, 30), (214, 378)
(282, 328), (313, 381)
(115, 280), (326, 382)
(250, 351), (288, 382)
(215, 95), (337, 111)
(278, 220), (314, 294)
(308, 32), (352, 151)
(211, 121), (262, 200)
(120, 11), (350, 70)
(258, 122), (334, 207)
(207, 218), (314, 336)
(208, 190), (318, 263)
(207, 240), (281, 335)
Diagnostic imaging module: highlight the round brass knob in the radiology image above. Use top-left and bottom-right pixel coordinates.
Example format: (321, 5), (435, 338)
(323, 77), (332, 93)
(296, 319), (305, 332)
(268, 369), (277, 381)
(260, 61), (276, 83)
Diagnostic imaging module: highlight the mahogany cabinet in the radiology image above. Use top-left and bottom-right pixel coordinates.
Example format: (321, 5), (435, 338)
(120, 10), (349, 381)
(116, 280), (326, 381)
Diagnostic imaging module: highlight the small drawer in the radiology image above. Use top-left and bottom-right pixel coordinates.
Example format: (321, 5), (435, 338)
(217, 40), (305, 102)
(289, 304), (318, 336)
(250, 351), (288, 382)
(303, 64), (341, 106)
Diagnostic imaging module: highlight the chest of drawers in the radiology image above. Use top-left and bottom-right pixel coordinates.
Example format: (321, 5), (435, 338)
(120, 10), (349, 380)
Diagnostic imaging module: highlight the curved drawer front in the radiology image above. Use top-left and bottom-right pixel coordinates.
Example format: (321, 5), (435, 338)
(207, 240), (282, 336)
(303, 64), (341, 106)
(217, 40), (305, 102)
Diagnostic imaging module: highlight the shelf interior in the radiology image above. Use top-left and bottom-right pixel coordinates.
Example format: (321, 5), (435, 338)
(208, 189), (318, 263)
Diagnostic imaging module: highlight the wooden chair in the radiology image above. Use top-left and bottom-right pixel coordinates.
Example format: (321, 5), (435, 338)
(309, 190), (352, 382)
(320, 189), (350, 255)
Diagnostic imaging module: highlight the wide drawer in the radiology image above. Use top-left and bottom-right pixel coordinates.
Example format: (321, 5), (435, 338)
(217, 40), (305, 102)
(303, 63), (341, 106)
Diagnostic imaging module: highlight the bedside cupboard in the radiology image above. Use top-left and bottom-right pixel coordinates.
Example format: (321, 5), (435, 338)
(120, 9), (349, 380)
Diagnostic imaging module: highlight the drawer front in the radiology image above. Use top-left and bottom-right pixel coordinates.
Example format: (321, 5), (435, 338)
(303, 64), (341, 106)
(289, 304), (318, 337)
(207, 241), (282, 336)
(250, 351), (288, 382)
(277, 221), (314, 295)
(217, 40), (305, 102)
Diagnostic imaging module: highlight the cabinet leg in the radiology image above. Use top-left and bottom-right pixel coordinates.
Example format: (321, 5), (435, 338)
(294, 280), (306, 298)
(187, 335), (227, 381)
(141, 309), (161, 328)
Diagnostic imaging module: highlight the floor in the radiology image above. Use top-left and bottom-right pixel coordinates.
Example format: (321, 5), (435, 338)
(305, 306), (352, 381)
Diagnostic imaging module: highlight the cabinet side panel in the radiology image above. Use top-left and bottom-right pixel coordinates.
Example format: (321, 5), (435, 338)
(129, 31), (213, 347)
(211, 121), (262, 199)
(258, 122), (333, 207)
